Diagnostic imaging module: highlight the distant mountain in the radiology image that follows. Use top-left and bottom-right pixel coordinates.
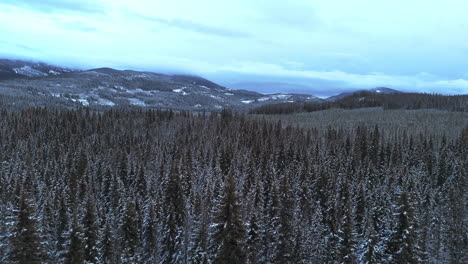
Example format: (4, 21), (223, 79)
(0, 59), (73, 80)
(327, 87), (402, 101)
(0, 59), (322, 110)
(227, 82), (319, 95)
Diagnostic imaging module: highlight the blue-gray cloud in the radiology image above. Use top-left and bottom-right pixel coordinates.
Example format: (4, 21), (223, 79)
(1, 0), (105, 14)
(131, 12), (252, 39)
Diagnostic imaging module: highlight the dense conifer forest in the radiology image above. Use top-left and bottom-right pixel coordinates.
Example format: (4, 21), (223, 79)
(0, 107), (466, 263)
(251, 93), (468, 115)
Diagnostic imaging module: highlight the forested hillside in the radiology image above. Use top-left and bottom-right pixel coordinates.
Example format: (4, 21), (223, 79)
(0, 108), (466, 263)
(251, 93), (468, 115)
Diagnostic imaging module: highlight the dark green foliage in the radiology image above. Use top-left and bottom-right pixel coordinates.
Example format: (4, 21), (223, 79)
(121, 200), (140, 263)
(211, 172), (246, 264)
(388, 190), (420, 264)
(83, 194), (99, 264)
(8, 195), (46, 264)
(160, 164), (186, 264)
(68, 215), (85, 264)
(100, 221), (115, 264)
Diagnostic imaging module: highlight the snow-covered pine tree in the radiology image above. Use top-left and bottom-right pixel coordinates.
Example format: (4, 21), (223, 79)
(83, 192), (99, 264)
(100, 220), (116, 264)
(275, 172), (294, 264)
(8, 193), (47, 263)
(210, 171), (246, 264)
(142, 202), (158, 263)
(160, 163), (186, 264)
(387, 189), (421, 264)
(246, 213), (262, 264)
(120, 199), (141, 264)
(68, 214), (85, 264)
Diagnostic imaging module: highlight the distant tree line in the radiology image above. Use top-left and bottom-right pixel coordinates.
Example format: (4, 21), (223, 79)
(0, 108), (466, 263)
(251, 92), (468, 114)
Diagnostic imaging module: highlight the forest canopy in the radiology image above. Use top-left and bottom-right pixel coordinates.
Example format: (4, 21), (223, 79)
(0, 107), (466, 263)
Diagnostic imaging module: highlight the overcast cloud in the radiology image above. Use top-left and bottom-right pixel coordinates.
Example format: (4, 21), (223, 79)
(0, 0), (467, 95)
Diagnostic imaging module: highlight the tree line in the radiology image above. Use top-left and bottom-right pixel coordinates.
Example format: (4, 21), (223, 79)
(251, 93), (468, 115)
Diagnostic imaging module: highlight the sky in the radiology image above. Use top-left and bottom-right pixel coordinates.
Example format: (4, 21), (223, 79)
(0, 0), (467, 96)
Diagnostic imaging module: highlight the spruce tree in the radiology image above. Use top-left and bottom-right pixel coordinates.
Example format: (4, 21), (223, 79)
(275, 173), (294, 264)
(210, 171), (246, 264)
(246, 213), (262, 264)
(83, 193), (99, 264)
(142, 202), (158, 263)
(8, 194), (47, 264)
(100, 220), (115, 264)
(68, 214), (85, 264)
(160, 163), (185, 263)
(121, 199), (140, 264)
(388, 190), (420, 264)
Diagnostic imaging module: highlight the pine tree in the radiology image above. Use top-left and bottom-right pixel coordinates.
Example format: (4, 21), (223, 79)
(68, 214), (85, 264)
(337, 184), (357, 264)
(100, 220), (115, 264)
(190, 196), (210, 264)
(275, 173), (294, 264)
(388, 190), (420, 264)
(83, 193), (99, 264)
(8, 194), (47, 264)
(56, 196), (71, 262)
(210, 171), (246, 264)
(361, 223), (385, 264)
(142, 202), (158, 263)
(160, 163), (186, 264)
(121, 199), (140, 264)
(246, 213), (262, 264)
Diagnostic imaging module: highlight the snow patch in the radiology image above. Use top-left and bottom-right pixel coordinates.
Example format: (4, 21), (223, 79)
(241, 100), (254, 104)
(173, 87), (188, 95)
(78, 98), (89, 106)
(209, 95), (222, 100)
(128, 98), (146, 106)
(126, 89), (154, 95)
(13, 66), (47, 77)
(258, 94), (292, 102)
(48, 70), (60, 75)
(98, 98), (115, 106)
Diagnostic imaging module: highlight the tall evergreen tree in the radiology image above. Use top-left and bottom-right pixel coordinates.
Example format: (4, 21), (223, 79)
(8, 194), (47, 264)
(388, 190), (420, 264)
(83, 193), (99, 264)
(121, 199), (140, 264)
(68, 214), (85, 264)
(275, 173), (294, 264)
(100, 220), (115, 264)
(210, 171), (246, 264)
(160, 164), (186, 264)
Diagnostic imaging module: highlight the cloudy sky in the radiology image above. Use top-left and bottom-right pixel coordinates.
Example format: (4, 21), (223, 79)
(1, 0), (467, 96)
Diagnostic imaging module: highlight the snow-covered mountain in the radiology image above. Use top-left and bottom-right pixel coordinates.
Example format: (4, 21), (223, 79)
(0, 59), (322, 110)
(0, 59), (73, 79)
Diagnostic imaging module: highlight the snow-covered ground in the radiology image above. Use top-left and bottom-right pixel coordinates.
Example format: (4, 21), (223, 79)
(128, 98), (146, 106)
(13, 66), (47, 77)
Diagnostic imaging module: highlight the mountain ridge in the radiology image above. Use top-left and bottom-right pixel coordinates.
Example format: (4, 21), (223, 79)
(0, 59), (322, 110)
(326, 87), (402, 101)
